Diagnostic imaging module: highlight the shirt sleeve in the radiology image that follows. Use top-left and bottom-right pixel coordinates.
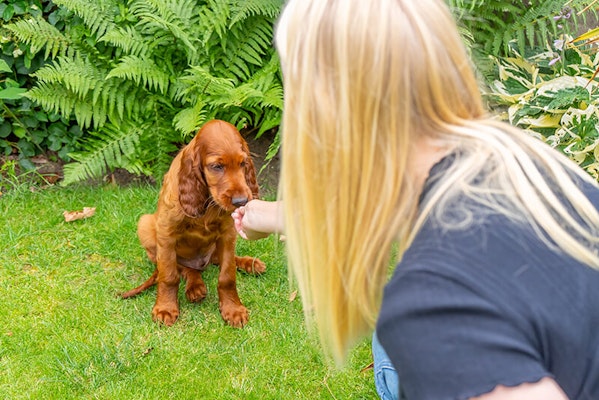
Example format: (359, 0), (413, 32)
(377, 268), (552, 400)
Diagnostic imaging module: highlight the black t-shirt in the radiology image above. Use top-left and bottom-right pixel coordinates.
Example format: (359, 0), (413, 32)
(376, 158), (599, 400)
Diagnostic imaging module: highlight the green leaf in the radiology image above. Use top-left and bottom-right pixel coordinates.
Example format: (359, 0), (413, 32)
(34, 111), (49, 122)
(48, 135), (64, 151)
(12, 125), (27, 139)
(48, 113), (62, 123)
(0, 59), (11, 73)
(12, 2), (25, 15)
(48, 123), (67, 136)
(0, 87), (27, 100)
(544, 87), (590, 110)
(2, 4), (15, 21)
(30, 130), (46, 144)
(18, 156), (36, 170)
(0, 122), (11, 138)
(22, 116), (40, 128)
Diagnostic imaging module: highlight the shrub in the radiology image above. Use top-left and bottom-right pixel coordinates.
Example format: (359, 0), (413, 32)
(0, 0), (81, 169)
(448, 0), (597, 78)
(489, 40), (599, 180)
(5, 0), (284, 184)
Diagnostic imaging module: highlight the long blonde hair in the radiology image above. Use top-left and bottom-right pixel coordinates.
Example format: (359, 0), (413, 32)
(276, 0), (599, 364)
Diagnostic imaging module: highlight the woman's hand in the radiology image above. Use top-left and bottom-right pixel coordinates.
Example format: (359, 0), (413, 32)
(231, 200), (284, 241)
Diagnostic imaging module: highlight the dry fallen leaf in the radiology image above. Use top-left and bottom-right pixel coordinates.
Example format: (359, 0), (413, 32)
(288, 290), (297, 302)
(360, 362), (374, 373)
(142, 347), (154, 357)
(42, 174), (60, 184)
(63, 207), (96, 222)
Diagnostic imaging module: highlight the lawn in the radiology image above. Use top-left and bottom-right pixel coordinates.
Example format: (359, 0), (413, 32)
(0, 183), (377, 399)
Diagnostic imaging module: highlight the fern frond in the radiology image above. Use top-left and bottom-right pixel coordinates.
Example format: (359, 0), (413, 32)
(26, 82), (78, 120)
(207, 15), (275, 81)
(264, 128), (281, 161)
(210, 84), (262, 108)
(229, 0), (283, 25)
(231, 18), (272, 66)
(244, 52), (282, 95)
(27, 81), (108, 130)
(106, 55), (170, 93)
(173, 101), (208, 135)
(95, 79), (127, 122)
(131, 0), (201, 60)
(73, 98), (96, 129)
(255, 107), (281, 137)
(30, 56), (143, 128)
(32, 56), (105, 99)
(137, 124), (182, 177)
(198, 0), (230, 42)
(61, 123), (143, 185)
(175, 66), (236, 101)
(99, 26), (150, 57)
(260, 85), (284, 110)
(53, 0), (117, 38)
(4, 17), (69, 59)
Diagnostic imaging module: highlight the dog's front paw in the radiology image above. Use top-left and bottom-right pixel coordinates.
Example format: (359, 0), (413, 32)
(186, 281), (207, 303)
(220, 303), (249, 328)
(236, 256), (266, 275)
(152, 302), (180, 326)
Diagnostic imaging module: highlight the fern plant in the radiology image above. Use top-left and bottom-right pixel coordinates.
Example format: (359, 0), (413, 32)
(448, 0), (597, 56)
(5, 0), (284, 184)
(447, 0), (598, 80)
(0, 0), (84, 167)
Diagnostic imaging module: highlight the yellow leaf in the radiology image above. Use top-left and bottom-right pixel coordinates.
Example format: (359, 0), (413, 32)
(571, 27), (599, 44)
(517, 113), (562, 128)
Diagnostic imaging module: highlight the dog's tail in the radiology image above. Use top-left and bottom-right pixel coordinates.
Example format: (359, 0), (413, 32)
(120, 269), (158, 299)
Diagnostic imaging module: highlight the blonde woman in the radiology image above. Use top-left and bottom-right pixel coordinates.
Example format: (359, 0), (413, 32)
(232, 0), (599, 398)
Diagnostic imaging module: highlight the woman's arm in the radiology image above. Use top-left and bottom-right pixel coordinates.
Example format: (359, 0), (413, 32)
(472, 377), (567, 400)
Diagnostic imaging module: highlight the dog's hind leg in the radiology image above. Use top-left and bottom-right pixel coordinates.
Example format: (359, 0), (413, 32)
(181, 267), (208, 303)
(137, 214), (158, 263)
(120, 213), (159, 299)
(235, 255), (266, 275)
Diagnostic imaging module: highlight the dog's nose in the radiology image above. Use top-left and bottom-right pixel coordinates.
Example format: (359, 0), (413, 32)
(232, 196), (249, 207)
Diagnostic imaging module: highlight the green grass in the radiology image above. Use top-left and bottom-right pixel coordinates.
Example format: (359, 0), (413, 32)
(0, 184), (377, 399)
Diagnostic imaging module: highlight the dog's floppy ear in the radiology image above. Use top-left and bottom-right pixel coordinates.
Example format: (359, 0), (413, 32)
(178, 142), (210, 218)
(243, 143), (260, 199)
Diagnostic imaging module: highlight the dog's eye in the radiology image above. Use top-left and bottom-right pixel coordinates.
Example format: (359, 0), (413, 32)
(240, 160), (246, 168)
(209, 163), (224, 172)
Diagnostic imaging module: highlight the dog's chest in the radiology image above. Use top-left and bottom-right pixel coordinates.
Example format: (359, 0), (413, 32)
(180, 219), (225, 238)
(174, 218), (228, 268)
(178, 217), (227, 244)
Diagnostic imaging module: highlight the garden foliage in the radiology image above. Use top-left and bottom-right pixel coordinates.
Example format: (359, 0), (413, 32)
(3, 0), (599, 184)
(0, 1), (82, 168)
(490, 39), (599, 180)
(448, 0), (595, 57)
(4, 0), (284, 184)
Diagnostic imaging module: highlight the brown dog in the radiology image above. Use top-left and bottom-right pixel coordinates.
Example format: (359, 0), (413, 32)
(121, 120), (266, 327)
